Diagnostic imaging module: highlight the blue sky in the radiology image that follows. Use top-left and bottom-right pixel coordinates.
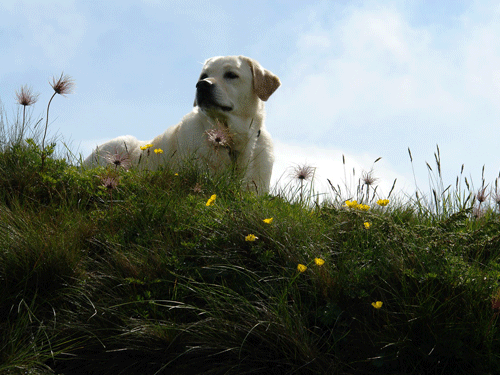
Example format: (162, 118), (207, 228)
(1, 0), (499, 198)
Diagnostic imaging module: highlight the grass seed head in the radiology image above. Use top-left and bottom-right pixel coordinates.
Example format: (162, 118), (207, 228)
(50, 73), (75, 96)
(493, 189), (500, 207)
(100, 173), (120, 191)
(104, 150), (131, 170)
(362, 170), (378, 186)
(476, 187), (489, 204)
(192, 183), (203, 194)
(15, 85), (39, 107)
(291, 164), (315, 181)
(205, 121), (232, 149)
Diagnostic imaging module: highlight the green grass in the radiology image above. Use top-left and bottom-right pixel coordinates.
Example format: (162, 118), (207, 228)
(1, 85), (500, 374)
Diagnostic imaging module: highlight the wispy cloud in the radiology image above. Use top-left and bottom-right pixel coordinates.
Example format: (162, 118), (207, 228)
(266, 1), (500, 190)
(0, 1), (86, 69)
(272, 140), (408, 200)
(28, 3), (86, 68)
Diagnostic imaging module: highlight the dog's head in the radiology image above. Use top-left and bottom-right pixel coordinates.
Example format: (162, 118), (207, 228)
(194, 56), (280, 118)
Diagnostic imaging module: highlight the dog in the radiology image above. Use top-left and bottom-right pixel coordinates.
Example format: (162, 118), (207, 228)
(84, 55), (280, 194)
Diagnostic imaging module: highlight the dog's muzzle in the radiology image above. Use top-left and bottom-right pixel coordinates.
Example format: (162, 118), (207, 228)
(196, 79), (232, 112)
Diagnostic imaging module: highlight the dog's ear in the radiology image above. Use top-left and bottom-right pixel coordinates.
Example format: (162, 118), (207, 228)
(241, 56), (281, 102)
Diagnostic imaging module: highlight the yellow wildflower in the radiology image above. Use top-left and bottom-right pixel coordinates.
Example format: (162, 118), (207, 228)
(357, 204), (370, 211)
(154, 148), (163, 154)
(345, 200), (358, 208)
(314, 258), (325, 266)
(377, 199), (389, 207)
(263, 218), (273, 224)
(140, 144), (153, 150)
(371, 301), (383, 309)
(245, 234), (258, 242)
(206, 194), (216, 206)
(364, 222), (371, 229)
(297, 264), (307, 273)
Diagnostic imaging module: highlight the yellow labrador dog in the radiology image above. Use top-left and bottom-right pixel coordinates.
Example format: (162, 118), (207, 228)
(84, 55), (280, 194)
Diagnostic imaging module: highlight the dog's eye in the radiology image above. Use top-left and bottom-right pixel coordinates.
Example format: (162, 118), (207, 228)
(224, 72), (239, 80)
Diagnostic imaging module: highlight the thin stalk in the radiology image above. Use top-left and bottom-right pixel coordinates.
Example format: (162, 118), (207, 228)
(41, 92), (57, 170)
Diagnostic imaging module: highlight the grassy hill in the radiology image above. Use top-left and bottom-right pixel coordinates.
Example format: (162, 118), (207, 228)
(1, 82), (500, 374)
(1, 136), (500, 375)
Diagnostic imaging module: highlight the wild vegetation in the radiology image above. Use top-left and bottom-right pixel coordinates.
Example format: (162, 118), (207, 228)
(1, 76), (500, 374)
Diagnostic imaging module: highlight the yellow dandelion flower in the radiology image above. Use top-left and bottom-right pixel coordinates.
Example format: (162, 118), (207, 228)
(174, 173), (179, 176)
(263, 218), (273, 224)
(364, 222), (371, 229)
(314, 258), (325, 266)
(140, 144), (153, 150)
(357, 204), (370, 211)
(154, 148), (163, 154)
(297, 264), (307, 273)
(345, 200), (358, 208)
(245, 234), (258, 242)
(206, 194), (216, 206)
(371, 301), (383, 309)
(377, 199), (389, 207)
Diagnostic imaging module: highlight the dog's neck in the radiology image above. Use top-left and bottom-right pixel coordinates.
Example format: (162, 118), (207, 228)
(197, 107), (262, 158)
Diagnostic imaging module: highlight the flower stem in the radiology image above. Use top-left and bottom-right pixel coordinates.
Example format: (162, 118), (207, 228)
(21, 105), (26, 141)
(41, 92), (56, 170)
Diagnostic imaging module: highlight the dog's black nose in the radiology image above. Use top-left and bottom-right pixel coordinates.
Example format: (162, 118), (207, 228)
(196, 79), (214, 90)
(196, 79), (214, 109)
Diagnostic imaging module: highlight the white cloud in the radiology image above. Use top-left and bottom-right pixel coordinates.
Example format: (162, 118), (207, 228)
(2, 1), (87, 69)
(464, 22), (500, 104)
(266, 1), (500, 193)
(273, 5), (464, 133)
(271, 140), (408, 200)
(296, 33), (331, 52)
